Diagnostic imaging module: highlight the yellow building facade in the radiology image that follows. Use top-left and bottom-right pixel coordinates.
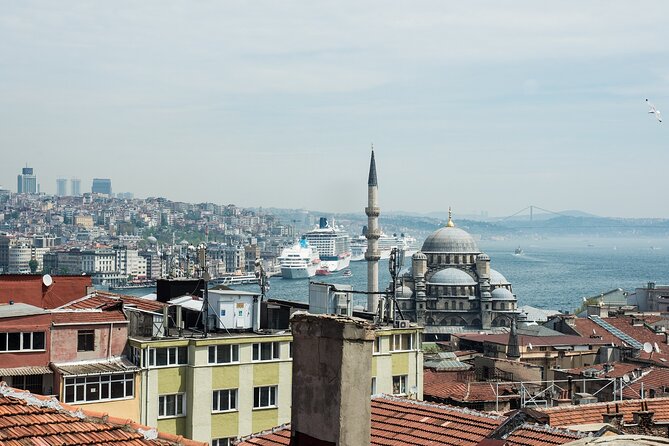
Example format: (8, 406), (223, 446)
(128, 326), (422, 445)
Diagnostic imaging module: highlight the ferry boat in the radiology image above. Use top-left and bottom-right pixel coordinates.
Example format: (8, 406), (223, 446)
(514, 246), (524, 256)
(278, 238), (320, 279)
(304, 218), (351, 272)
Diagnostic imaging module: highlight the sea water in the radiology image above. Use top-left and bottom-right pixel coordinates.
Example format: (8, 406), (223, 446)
(124, 236), (669, 313)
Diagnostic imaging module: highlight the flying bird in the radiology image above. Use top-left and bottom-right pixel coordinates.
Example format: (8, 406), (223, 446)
(646, 98), (662, 123)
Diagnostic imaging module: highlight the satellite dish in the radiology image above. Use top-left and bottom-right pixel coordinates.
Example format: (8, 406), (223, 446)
(527, 342), (533, 350)
(623, 374), (630, 383)
(654, 342), (661, 354)
(643, 342), (653, 354)
(42, 274), (53, 287)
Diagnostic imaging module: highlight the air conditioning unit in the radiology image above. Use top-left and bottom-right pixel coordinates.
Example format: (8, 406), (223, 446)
(394, 320), (410, 329)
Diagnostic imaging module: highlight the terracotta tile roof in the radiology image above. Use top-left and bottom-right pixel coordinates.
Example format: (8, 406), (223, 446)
(0, 275), (92, 309)
(560, 362), (639, 379)
(424, 370), (518, 403)
(540, 397), (669, 427)
(572, 316), (669, 365)
(456, 333), (610, 348)
(59, 291), (166, 313)
(621, 367), (669, 399)
(571, 318), (621, 345)
(51, 309), (128, 325)
(0, 383), (206, 446)
(237, 396), (581, 446)
(504, 425), (583, 446)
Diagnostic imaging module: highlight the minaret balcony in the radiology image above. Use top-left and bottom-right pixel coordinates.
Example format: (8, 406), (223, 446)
(365, 228), (382, 240)
(365, 206), (380, 217)
(364, 253), (381, 261)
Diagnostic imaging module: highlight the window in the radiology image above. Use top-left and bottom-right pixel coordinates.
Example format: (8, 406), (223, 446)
(158, 393), (185, 417)
(392, 375), (407, 395)
(373, 337), (382, 354)
(77, 330), (95, 352)
(0, 331), (45, 352)
(148, 346), (188, 366)
(212, 389), (238, 412)
(12, 375), (43, 394)
(371, 377), (377, 395)
(253, 386), (277, 409)
(252, 342), (280, 361)
(64, 373), (134, 403)
(212, 439), (233, 446)
(208, 345), (239, 364)
(391, 334), (414, 351)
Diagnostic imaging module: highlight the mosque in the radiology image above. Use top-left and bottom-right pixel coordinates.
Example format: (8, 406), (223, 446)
(393, 210), (520, 338)
(364, 149), (519, 339)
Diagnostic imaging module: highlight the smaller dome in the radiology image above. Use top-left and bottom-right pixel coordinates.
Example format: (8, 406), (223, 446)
(490, 269), (510, 285)
(477, 253), (490, 261)
(412, 251), (427, 260)
(491, 288), (515, 300)
(397, 285), (413, 299)
(428, 268), (477, 285)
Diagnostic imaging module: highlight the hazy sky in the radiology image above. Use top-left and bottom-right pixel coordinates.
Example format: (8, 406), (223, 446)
(1, 2), (668, 218)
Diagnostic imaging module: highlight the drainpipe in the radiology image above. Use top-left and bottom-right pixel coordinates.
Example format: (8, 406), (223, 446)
(107, 322), (113, 359)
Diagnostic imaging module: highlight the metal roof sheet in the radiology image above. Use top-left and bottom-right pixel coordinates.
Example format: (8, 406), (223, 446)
(0, 366), (52, 376)
(52, 357), (138, 376)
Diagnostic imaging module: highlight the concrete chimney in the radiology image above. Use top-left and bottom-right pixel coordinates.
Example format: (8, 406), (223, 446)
(290, 313), (374, 446)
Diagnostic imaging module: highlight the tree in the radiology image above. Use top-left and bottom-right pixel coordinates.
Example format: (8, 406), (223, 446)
(28, 259), (39, 274)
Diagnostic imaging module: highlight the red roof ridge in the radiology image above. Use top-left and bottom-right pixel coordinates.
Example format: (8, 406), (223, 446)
(373, 394), (505, 420)
(236, 422), (292, 443)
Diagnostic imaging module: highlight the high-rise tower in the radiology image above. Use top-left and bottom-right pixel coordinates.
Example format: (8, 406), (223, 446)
(56, 178), (67, 196)
(365, 148), (381, 313)
(17, 166), (37, 194)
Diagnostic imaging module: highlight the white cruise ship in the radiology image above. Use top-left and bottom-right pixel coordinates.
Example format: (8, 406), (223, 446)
(278, 239), (320, 279)
(350, 231), (419, 262)
(304, 218), (351, 272)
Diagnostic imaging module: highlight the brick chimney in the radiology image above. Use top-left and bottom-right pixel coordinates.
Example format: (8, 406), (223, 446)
(290, 313), (375, 446)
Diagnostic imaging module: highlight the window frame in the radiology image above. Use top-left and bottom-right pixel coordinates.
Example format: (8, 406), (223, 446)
(148, 346), (188, 367)
(253, 385), (277, 409)
(158, 393), (186, 418)
(77, 330), (95, 352)
(252, 342), (281, 362)
(0, 331), (46, 352)
(212, 388), (238, 413)
(392, 375), (408, 395)
(63, 372), (134, 404)
(391, 333), (414, 352)
(208, 344), (240, 365)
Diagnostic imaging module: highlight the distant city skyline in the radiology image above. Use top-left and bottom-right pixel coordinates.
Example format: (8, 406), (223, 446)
(2, 2), (669, 218)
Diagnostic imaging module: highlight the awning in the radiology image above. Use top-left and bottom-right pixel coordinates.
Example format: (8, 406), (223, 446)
(0, 366), (53, 377)
(52, 358), (138, 376)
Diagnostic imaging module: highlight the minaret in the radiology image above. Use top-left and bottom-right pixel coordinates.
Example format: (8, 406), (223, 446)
(365, 147), (381, 313)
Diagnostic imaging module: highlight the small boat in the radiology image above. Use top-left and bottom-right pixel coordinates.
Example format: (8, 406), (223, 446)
(514, 247), (523, 256)
(342, 269), (352, 277)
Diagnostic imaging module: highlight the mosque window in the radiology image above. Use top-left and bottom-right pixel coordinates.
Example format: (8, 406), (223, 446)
(437, 255), (442, 264)
(459, 302), (464, 310)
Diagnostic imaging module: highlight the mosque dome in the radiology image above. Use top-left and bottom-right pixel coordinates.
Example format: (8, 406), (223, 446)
(428, 268), (477, 285)
(491, 288), (515, 300)
(490, 269), (510, 285)
(397, 285), (413, 299)
(421, 226), (480, 253)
